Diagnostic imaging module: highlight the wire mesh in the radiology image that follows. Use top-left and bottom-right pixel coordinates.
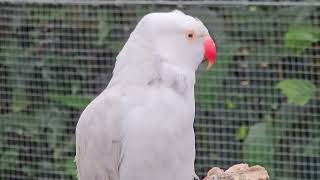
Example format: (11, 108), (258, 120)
(0, 0), (319, 179)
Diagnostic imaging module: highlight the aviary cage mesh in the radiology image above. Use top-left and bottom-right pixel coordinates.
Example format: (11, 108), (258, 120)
(0, 0), (319, 179)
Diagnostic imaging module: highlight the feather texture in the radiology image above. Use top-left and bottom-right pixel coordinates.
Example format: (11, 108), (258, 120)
(76, 10), (211, 180)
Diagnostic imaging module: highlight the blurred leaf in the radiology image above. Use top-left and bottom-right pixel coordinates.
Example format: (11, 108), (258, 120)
(11, 88), (31, 112)
(243, 122), (274, 175)
(0, 112), (39, 135)
(71, 80), (82, 95)
(284, 25), (320, 54)
(235, 125), (249, 141)
(21, 165), (37, 178)
(303, 137), (320, 156)
(34, 106), (68, 148)
(29, 7), (69, 24)
(226, 101), (236, 109)
(97, 15), (112, 47)
(49, 94), (93, 109)
(65, 158), (77, 178)
(0, 147), (19, 169)
(249, 6), (257, 12)
(96, 9), (129, 50)
(276, 79), (316, 106)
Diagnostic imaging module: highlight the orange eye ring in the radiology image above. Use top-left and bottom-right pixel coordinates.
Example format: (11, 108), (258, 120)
(185, 30), (196, 41)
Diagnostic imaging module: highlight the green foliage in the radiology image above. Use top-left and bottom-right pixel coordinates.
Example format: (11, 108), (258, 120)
(49, 94), (93, 109)
(193, 5), (319, 179)
(65, 158), (78, 178)
(235, 125), (249, 141)
(276, 79), (316, 105)
(303, 137), (320, 156)
(28, 6), (69, 23)
(243, 121), (274, 176)
(11, 88), (31, 113)
(284, 25), (320, 54)
(0, 4), (153, 179)
(0, 146), (19, 169)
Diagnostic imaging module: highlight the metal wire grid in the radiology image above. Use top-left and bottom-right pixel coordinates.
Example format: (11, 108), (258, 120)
(0, 1), (319, 179)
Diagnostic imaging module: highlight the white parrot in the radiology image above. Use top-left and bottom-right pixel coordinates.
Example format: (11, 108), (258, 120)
(75, 10), (216, 180)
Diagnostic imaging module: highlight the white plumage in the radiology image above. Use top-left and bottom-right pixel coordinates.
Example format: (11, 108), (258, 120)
(75, 10), (216, 180)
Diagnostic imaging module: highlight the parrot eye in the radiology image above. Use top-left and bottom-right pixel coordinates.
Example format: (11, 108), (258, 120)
(185, 30), (196, 41)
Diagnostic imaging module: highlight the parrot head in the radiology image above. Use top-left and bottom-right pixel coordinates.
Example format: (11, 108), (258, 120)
(125, 10), (216, 71)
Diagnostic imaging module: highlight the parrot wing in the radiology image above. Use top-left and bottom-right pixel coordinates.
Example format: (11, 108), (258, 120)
(75, 89), (123, 180)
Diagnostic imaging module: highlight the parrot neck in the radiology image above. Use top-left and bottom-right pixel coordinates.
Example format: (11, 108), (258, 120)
(108, 35), (196, 95)
(108, 37), (160, 87)
(156, 62), (196, 95)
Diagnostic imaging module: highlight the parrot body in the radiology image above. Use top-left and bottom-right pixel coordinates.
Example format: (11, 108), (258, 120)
(76, 65), (196, 180)
(75, 10), (216, 180)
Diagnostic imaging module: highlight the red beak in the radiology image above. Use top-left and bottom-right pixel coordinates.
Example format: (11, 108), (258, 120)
(203, 35), (216, 70)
